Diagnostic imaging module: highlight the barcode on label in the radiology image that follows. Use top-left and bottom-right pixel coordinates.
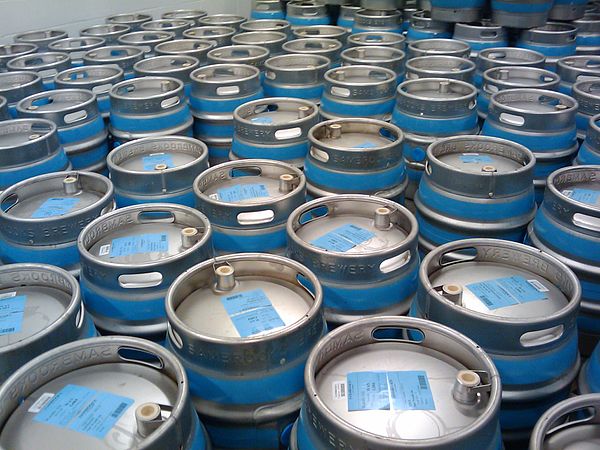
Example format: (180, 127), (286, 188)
(478, 295), (494, 307)
(0, 292), (16, 300)
(0, 327), (15, 334)
(418, 375), (428, 390)
(28, 393), (55, 413)
(333, 381), (346, 400)
(98, 244), (111, 256)
(111, 402), (129, 418)
(527, 279), (549, 292)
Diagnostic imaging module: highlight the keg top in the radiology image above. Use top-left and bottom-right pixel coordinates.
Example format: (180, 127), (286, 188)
(406, 55), (475, 77)
(168, 253), (320, 339)
(154, 39), (215, 57)
(109, 77), (184, 108)
(141, 19), (194, 33)
(482, 66), (560, 91)
(16, 89), (99, 125)
(408, 38), (471, 58)
(421, 239), (578, 320)
(265, 53), (331, 72)
(240, 19), (291, 33)
(235, 97), (318, 126)
(453, 21), (507, 40)
(557, 56), (600, 83)
(14, 29), (68, 44)
(232, 30), (287, 46)
(572, 13), (600, 33)
(282, 38), (343, 55)
(197, 14), (246, 28)
(183, 25), (236, 40)
(310, 118), (402, 152)
(48, 37), (106, 53)
(348, 31), (406, 49)
(162, 9), (207, 21)
(54, 65), (124, 91)
(308, 317), (499, 443)
(0, 337), (191, 450)
(7, 52), (70, 71)
(0, 43), (38, 63)
(546, 165), (600, 214)
(80, 23), (131, 38)
(83, 45), (144, 68)
(118, 31), (174, 46)
(292, 25), (348, 40)
(478, 47), (546, 69)
(0, 119), (59, 168)
(519, 22), (578, 45)
(133, 55), (199, 81)
(106, 12), (152, 25)
(342, 45), (406, 64)
(489, 89), (578, 122)
(572, 80), (600, 115)
(326, 64), (396, 86)
(207, 45), (270, 67)
(0, 264), (79, 349)
(0, 72), (42, 104)
(191, 64), (261, 99)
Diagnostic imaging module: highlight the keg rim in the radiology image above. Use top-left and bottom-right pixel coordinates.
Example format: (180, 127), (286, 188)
(0, 71), (43, 95)
(546, 165), (600, 211)
(232, 30), (288, 45)
(190, 63), (261, 84)
(557, 55), (600, 76)
(198, 13), (247, 27)
(154, 38), (216, 55)
(478, 46), (546, 65)
(489, 87), (578, 116)
(397, 77), (478, 102)
(419, 238), (581, 324)
(109, 75), (184, 101)
(233, 96), (319, 126)
(409, 37), (471, 52)
(83, 44), (145, 62)
(282, 38), (343, 53)
(133, 55), (200, 77)
(521, 21), (578, 36)
(14, 29), (68, 43)
(6, 51), (70, 70)
(287, 194), (418, 258)
(162, 9), (208, 20)
(348, 31), (406, 45)
(302, 316), (502, 447)
(0, 43), (38, 60)
(482, 65), (560, 90)
(141, 18), (195, 32)
(0, 117), (57, 149)
(355, 8), (403, 19)
(325, 64), (397, 86)
(16, 88), (98, 116)
(265, 53), (331, 71)
(183, 25), (237, 39)
(54, 64), (124, 87)
(118, 30), (175, 45)
(106, 12), (153, 24)
(292, 24), (348, 39)
(341, 45), (406, 64)
(207, 44), (270, 62)
(48, 36), (106, 52)
(165, 252), (323, 344)
(405, 55), (475, 75)
(240, 19), (291, 32)
(80, 23), (131, 36)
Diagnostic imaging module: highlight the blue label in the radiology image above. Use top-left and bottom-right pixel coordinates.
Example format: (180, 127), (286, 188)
(31, 198), (80, 219)
(250, 116), (273, 124)
(221, 288), (285, 338)
(563, 188), (600, 205)
(467, 276), (548, 310)
(311, 224), (375, 252)
(109, 233), (168, 258)
(215, 184), (269, 203)
(347, 371), (435, 412)
(460, 154), (494, 164)
(33, 384), (133, 439)
(142, 153), (174, 171)
(353, 141), (378, 149)
(0, 294), (26, 336)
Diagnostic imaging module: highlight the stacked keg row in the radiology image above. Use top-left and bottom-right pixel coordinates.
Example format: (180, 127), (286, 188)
(0, 2), (600, 450)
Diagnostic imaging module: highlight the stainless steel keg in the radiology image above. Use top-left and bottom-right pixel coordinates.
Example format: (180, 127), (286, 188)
(107, 136), (209, 208)
(7, 52), (71, 90)
(0, 44), (37, 73)
(109, 76), (193, 147)
(166, 252), (324, 449)
(48, 37), (106, 67)
(491, 0), (553, 29)
(415, 238), (581, 436)
(283, 38), (343, 67)
(291, 316), (502, 450)
(572, 13), (600, 55)
(347, 30), (406, 49)
(578, 114), (600, 164)
(518, 23), (578, 71)
(406, 10), (453, 42)
(0, 336), (211, 449)
(352, 8), (403, 33)
(141, 19), (194, 39)
(430, 0), (486, 22)
(162, 9), (207, 25)
(341, 45), (406, 81)
(14, 29), (68, 52)
(83, 45), (144, 79)
(117, 31), (175, 58)
(77, 204), (213, 340)
(231, 31), (287, 57)
(287, 194), (419, 325)
(549, 0), (587, 21)
(0, 72), (43, 118)
(80, 24), (131, 45)
(557, 55), (600, 95)
(453, 22), (508, 60)
(16, 89), (109, 172)
(292, 24), (348, 43)
(0, 263), (96, 383)
(0, 119), (70, 191)
(198, 14), (247, 31)
(133, 55), (200, 97)
(264, 54), (331, 103)
(573, 80), (600, 139)
(154, 39), (215, 64)
(240, 19), (292, 36)
(207, 45), (270, 73)
(338, 4), (361, 31)
(183, 26), (236, 48)
(54, 65), (124, 119)
(475, 47), (546, 88)
(194, 159), (305, 255)
(0, 171), (114, 274)
(106, 13), (152, 32)
(251, 0), (286, 19)
(405, 55), (476, 82)
(407, 38), (471, 58)
(286, 1), (331, 28)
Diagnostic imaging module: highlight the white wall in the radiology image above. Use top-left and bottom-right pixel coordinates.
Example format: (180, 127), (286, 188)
(0, 0), (251, 43)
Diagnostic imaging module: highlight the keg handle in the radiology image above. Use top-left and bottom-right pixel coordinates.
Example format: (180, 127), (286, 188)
(572, 212), (600, 233)
(543, 398), (600, 439)
(519, 325), (564, 348)
(118, 272), (163, 289)
(379, 250), (411, 274)
(75, 303), (86, 329)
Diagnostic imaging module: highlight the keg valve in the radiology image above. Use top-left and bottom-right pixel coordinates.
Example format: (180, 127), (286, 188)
(374, 207), (392, 230)
(63, 175), (80, 195)
(215, 264), (236, 291)
(279, 174), (298, 193)
(135, 402), (168, 438)
(298, 105), (310, 119)
(452, 370), (491, 405)
(328, 123), (342, 139)
(181, 227), (199, 249)
(441, 284), (463, 306)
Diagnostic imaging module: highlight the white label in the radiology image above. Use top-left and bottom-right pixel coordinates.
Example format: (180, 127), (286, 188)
(28, 393), (55, 413)
(527, 279), (549, 292)
(333, 381), (346, 400)
(98, 244), (111, 256)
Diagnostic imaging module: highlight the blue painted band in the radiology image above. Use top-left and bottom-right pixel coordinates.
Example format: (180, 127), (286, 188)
(576, 113), (590, 136)
(0, 238), (79, 269)
(407, 165), (423, 183)
(251, 11), (285, 19)
(337, 19), (354, 29)
(42, 80), (55, 90)
(352, 25), (403, 34)
(491, 0), (552, 13)
(263, 83), (324, 101)
(69, 140), (109, 169)
(407, 29), (452, 41)
(517, 42), (577, 58)
(304, 158), (406, 191)
(584, 344), (600, 393)
(321, 95), (395, 117)
(204, 422), (280, 449)
(432, 0), (486, 7)
(212, 226), (287, 253)
(205, 143), (231, 160)
(110, 105), (191, 132)
(9, 105), (18, 118)
(190, 414), (209, 450)
(123, 72), (135, 80)
(231, 138), (308, 161)
(478, 94), (491, 116)
(115, 189), (195, 208)
(392, 109), (478, 135)
(287, 17), (331, 26)
(97, 96), (111, 115)
(576, 143), (600, 164)
(474, 73), (484, 89)
(57, 115), (105, 143)
(190, 92), (263, 114)
(481, 122), (577, 152)
(0, 150), (69, 190)
(576, 35), (600, 46)
(552, 0), (586, 5)
(499, 386), (571, 430)
(193, 120), (234, 139)
(403, 142), (428, 163)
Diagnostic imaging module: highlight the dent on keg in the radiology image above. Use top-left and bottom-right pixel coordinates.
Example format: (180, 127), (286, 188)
(475, 47), (546, 89)
(573, 80), (600, 139)
(491, 0), (553, 29)
(80, 24), (131, 45)
(162, 9), (208, 25)
(141, 19), (194, 39)
(190, 64), (264, 165)
(240, 19), (292, 36)
(290, 316), (503, 450)
(530, 394), (600, 449)
(578, 114), (600, 164)
(54, 66), (124, 119)
(0, 171), (114, 274)
(430, 0), (485, 23)
(407, 38), (471, 59)
(338, 4), (361, 32)
(264, 54), (331, 103)
(341, 46), (406, 82)
(352, 9), (403, 34)
(286, 1), (331, 28)
(572, 13), (600, 55)
(107, 136), (209, 208)
(347, 30), (406, 49)
(48, 37), (106, 68)
(117, 31), (175, 58)
(414, 238), (581, 438)
(304, 118), (407, 200)
(133, 55), (200, 97)
(166, 252), (325, 449)
(414, 135), (536, 257)
(251, 0), (286, 19)
(232, 31), (287, 57)
(0, 263), (96, 383)
(0, 97), (8, 122)
(0, 44), (38, 72)
(478, 66), (560, 120)
(14, 29), (68, 52)
(197, 14), (247, 31)
(154, 39), (215, 64)
(77, 203), (213, 340)
(406, 10), (452, 42)
(183, 26), (236, 48)
(109, 76), (193, 147)
(207, 45), (270, 74)
(16, 89), (109, 172)
(453, 22), (508, 60)
(106, 13), (152, 32)
(283, 38), (343, 67)
(0, 119), (69, 191)
(527, 165), (600, 355)
(194, 159), (305, 255)
(321, 65), (397, 121)
(287, 194), (419, 326)
(0, 78), (46, 121)
(7, 52), (71, 90)
(482, 88), (579, 203)
(83, 45), (144, 80)
(549, 0), (587, 21)
(0, 336), (211, 450)
(579, 341), (600, 393)
(231, 97), (319, 167)
(517, 23), (578, 71)
(405, 55), (476, 83)
(557, 55), (600, 95)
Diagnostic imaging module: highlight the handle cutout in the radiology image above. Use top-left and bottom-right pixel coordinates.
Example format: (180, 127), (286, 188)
(92, 83), (113, 94)
(168, 324), (184, 349)
(372, 326), (425, 342)
(275, 127), (302, 140)
(310, 147), (329, 162)
(118, 346), (164, 369)
(331, 86), (350, 97)
(137, 210), (175, 222)
(64, 110), (88, 124)
(380, 250), (411, 274)
(118, 272), (163, 289)
(573, 213), (600, 232)
(217, 85), (240, 96)
(499, 112), (525, 126)
(237, 210), (275, 225)
(520, 325), (564, 348)
(161, 96), (180, 109)
(230, 166), (262, 178)
(299, 204), (329, 225)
